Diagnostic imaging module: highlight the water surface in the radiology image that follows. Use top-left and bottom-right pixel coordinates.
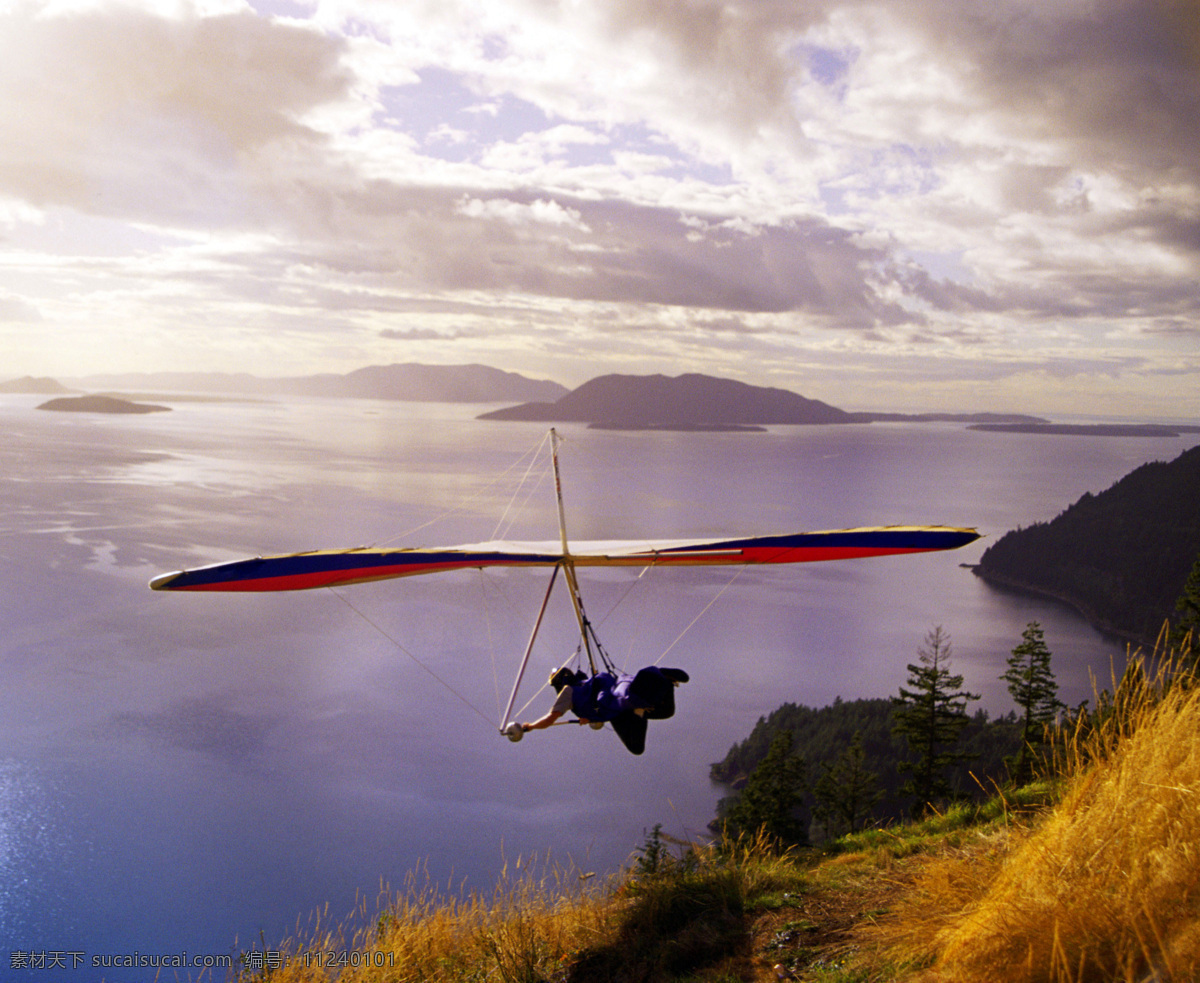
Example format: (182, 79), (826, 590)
(2, 396), (1195, 978)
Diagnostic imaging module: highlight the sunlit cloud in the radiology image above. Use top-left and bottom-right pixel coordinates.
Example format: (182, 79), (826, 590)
(0, 0), (1196, 416)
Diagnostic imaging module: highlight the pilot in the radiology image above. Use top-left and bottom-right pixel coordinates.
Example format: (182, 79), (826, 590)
(519, 664), (689, 754)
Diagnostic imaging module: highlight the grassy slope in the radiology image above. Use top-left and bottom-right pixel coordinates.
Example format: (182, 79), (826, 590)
(236, 653), (1200, 983)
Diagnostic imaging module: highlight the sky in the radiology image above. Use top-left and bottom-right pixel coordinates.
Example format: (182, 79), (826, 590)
(0, 0), (1198, 416)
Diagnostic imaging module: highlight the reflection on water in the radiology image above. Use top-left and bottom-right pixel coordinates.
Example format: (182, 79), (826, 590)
(2, 394), (1198, 979)
(0, 760), (62, 944)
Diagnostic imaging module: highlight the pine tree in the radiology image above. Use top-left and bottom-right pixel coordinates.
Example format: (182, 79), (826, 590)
(812, 731), (883, 840)
(1001, 621), (1064, 782)
(721, 730), (808, 846)
(1171, 554), (1200, 666)
(892, 626), (980, 815)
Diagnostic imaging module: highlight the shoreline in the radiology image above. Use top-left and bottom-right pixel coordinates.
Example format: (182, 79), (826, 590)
(971, 566), (1150, 650)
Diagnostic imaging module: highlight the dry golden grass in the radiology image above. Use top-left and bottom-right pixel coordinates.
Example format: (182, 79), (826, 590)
(234, 830), (814, 983)
(934, 682), (1200, 980)
(865, 643), (1200, 983)
(238, 857), (616, 983)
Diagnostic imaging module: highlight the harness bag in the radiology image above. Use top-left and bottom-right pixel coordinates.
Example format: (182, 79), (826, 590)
(623, 667), (681, 720)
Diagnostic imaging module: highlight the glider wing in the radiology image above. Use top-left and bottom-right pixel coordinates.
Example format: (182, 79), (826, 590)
(148, 526), (978, 592)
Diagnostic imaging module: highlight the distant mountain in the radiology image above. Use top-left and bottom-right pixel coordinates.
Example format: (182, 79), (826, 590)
(70, 364), (568, 404)
(974, 444), (1200, 644)
(273, 364), (568, 402)
(478, 373), (852, 426)
(0, 376), (73, 395)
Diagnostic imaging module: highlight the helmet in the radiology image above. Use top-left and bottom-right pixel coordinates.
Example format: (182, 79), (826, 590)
(549, 666), (581, 692)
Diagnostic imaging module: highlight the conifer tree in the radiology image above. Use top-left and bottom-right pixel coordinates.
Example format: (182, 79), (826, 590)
(1001, 621), (1064, 782)
(721, 730), (808, 846)
(1171, 554), (1200, 666)
(892, 626), (980, 815)
(812, 731), (882, 839)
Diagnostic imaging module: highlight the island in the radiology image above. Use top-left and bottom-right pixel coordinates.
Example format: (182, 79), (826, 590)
(38, 395), (171, 414)
(852, 411), (1048, 425)
(968, 422), (1198, 437)
(478, 373), (852, 427)
(478, 372), (1063, 429)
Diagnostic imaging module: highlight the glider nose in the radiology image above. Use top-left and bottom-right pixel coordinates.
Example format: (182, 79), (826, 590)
(149, 571), (181, 591)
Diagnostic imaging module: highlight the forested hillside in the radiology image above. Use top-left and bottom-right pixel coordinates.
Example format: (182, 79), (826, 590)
(709, 697), (1022, 834)
(974, 444), (1200, 643)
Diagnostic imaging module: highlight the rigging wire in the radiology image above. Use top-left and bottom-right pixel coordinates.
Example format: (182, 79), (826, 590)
(529, 574), (733, 714)
(579, 556), (747, 670)
(510, 681), (549, 724)
(326, 586), (497, 729)
(587, 563), (657, 668)
(591, 564), (656, 630)
(372, 432), (554, 549)
(653, 564), (749, 665)
(490, 431), (554, 542)
(492, 469), (551, 543)
(469, 559), (576, 724)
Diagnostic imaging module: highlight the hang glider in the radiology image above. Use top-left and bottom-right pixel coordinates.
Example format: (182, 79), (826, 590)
(148, 526), (979, 593)
(149, 428), (980, 742)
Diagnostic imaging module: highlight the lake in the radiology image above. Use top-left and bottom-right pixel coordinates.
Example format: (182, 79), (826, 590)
(2, 395), (1197, 979)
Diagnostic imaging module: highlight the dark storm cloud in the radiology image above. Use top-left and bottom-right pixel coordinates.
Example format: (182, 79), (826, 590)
(956, 0), (1200, 176)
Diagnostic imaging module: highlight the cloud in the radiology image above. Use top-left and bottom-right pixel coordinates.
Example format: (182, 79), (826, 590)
(380, 326), (474, 340)
(0, 290), (41, 321)
(851, 1), (1200, 272)
(0, 3), (353, 220)
(294, 186), (903, 318)
(515, 0), (820, 155)
(0, 0), (1196, 414)
(456, 195), (591, 231)
(951, 1), (1200, 178)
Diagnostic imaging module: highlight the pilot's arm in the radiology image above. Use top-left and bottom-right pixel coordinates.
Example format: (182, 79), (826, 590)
(523, 708), (573, 731)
